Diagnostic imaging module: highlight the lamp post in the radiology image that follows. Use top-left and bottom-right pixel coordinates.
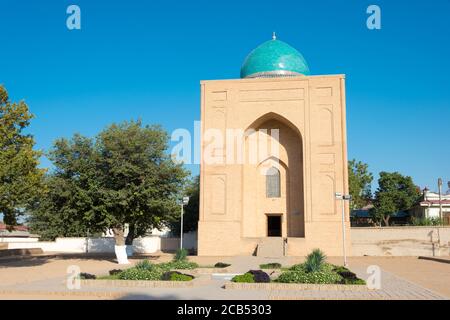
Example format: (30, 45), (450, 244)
(438, 178), (443, 225)
(335, 192), (352, 267)
(180, 196), (190, 249)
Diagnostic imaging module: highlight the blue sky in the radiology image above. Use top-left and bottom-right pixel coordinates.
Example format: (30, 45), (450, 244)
(1, 0), (449, 192)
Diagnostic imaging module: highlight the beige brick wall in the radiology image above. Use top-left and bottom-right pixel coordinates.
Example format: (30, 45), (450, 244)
(351, 226), (450, 256)
(198, 75), (350, 256)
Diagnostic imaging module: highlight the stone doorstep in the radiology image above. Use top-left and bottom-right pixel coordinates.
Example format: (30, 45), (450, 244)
(80, 279), (194, 288)
(224, 282), (373, 291)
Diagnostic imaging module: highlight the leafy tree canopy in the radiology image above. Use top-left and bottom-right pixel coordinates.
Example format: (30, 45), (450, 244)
(371, 171), (421, 226)
(168, 175), (199, 236)
(0, 85), (45, 226)
(348, 159), (373, 210)
(30, 120), (189, 244)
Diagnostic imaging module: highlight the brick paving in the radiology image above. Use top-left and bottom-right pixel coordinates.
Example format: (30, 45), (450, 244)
(0, 255), (448, 300)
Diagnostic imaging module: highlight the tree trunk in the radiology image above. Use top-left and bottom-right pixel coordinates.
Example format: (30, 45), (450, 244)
(112, 226), (129, 264)
(125, 224), (135, 257)
(113, 227), (125, 245)
(125, 224), (135, 245)
(382, 216), (390, 226)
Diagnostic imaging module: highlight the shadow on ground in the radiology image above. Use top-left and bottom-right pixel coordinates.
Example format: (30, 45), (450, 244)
(117, 293), (185, 300)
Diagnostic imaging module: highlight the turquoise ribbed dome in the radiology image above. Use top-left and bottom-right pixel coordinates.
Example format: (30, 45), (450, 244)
(240, 38), (310, 78)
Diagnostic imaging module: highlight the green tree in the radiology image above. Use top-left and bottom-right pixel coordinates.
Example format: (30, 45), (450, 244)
(348, 159), (373, 210)
(95, 121), (189, 247)
(28, 135), (99, 239)
(168, 175), (199, 236)
(29, 121), (189, 253)
(371, 172), (421, 226)
(0, 85), (45, 226)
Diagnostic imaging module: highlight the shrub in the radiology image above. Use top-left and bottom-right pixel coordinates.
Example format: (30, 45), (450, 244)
(332, 265), (350, 274)
(410, 217), (443, 226)
(332, 265), (366, 285)
(214, 262), (231, 268)
(276, 270), (342, 284)
(174, 248), (188, 261)
(260, 262), (282, 269)
(161, 271), (194, 281)
(304, 249), (326, 273)
(248, 270), (270, 283)
(289, 263), (307, 272)
(162, 260), (199, 270)
(109, 269), (122, 276)
(118, 267), (163, 281)
(135, 259), (154, 270)
(340, 278), (366, 285)
(231, 273), (255, 283)
(79, 272), (96, 280)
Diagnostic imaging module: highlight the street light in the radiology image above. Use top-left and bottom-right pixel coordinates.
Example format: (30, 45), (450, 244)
(335, 192), (352, 267)
(180, 196), (190, 249)
(438, 178), (443, 225)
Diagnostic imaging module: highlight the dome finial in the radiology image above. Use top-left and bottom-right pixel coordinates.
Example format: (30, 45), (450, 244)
(272, 31), (277, 40)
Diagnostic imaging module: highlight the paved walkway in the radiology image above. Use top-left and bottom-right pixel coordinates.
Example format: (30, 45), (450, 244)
(0, 255), (448, 300)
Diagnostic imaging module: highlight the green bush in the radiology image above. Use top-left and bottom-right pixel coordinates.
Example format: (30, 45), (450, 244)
(275, 270), (342, 284)
(79, 272), (96, 280)
(161, 271), (194, 281)
(214, 262), (231, 268)
(340, 278), (366, 285)
(162, 260), (199, 270)
(118, 267), (164, 281)
(259, 262), (282, 269)
(289, 263), (307, 272)
(304, 249), (326, 273)
(231, 273), (255, 283)
(135, 259), (154, 270)
(174, 248), (188, 261)
(410, 216), (443, 226)
(332, 265), (350, 273)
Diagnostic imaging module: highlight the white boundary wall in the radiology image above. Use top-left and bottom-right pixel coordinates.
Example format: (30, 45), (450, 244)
(2, 231), (198, 254)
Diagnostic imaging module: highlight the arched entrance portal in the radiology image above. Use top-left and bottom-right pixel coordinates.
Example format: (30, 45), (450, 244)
(242, 113), (305, 238)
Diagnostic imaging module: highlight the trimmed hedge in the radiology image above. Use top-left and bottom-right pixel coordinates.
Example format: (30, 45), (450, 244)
(259, 262), (282, 269)
(161, 271), (194, 281)
(232, 273), (255, 283)
(231, 270), (270, 283)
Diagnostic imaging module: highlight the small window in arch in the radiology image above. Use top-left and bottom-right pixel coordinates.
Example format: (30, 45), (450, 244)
(266, 166), (281, 198)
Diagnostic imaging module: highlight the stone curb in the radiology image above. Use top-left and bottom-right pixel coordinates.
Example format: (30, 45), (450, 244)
(80, 279), (194, 288)
(0, 289), (123, 298)
(224, 282), (372, 291)
(173, 268), (229, 275)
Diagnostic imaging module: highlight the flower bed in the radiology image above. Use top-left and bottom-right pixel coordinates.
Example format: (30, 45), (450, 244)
(230, 249), (366, 286)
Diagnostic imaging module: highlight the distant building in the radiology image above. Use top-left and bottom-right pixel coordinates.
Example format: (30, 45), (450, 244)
(0, 222), (33, 238)
(410, 188), (450, 223)
(350, 204), (410, 226)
